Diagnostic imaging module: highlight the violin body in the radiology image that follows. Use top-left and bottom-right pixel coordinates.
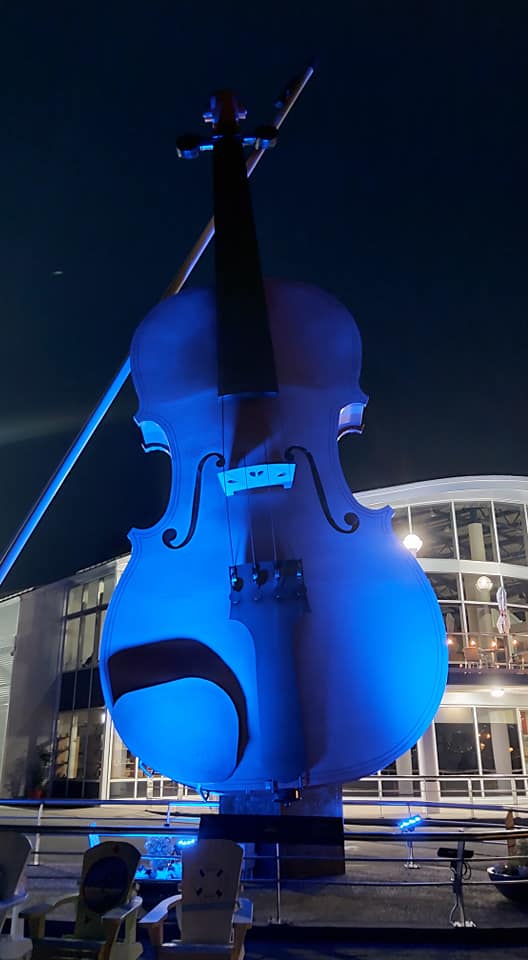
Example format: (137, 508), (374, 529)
(99, 278), (447, 791)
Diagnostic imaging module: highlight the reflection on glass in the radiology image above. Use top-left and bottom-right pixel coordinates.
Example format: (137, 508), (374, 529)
(80, 614), (97, 668)
(67, 585), (83, 615)
(63, 619), (81, 671)
(392, 507), (410, 543)
(503, 578), (528, 607)
(83, 580), (100, 610)
(101, 575), (115, 604)
(476, 708), (522, 774)
(110, 730), (136, 779)
(465, 603), (495, 646)
(410, 504), (455, 558)
(54, 715), (71, 780)
(455, 503), (497, 562)
(519, 710), (528, 770)
(510, 608), (528, 651)
(494, 504), (528, 565)
(54, 709), (104, 787)
(462, 572), (500, 603)
(428, 573), (460, 601)
(435, 720), (478, 775)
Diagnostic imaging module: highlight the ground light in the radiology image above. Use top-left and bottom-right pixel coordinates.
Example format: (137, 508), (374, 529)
(398, 813), (423, 870)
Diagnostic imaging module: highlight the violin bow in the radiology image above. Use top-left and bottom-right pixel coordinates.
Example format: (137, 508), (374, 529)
(0, 64), (315, 588)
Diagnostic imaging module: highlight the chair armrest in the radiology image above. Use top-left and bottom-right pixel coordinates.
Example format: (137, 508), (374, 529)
(0, 892), (28, 911)
(233, 898), (253, 927)
(101, 896), (142, 944)
(20, 895), (79, 939)
(140, 893), (182, 948)
(20, 894), (79, 919)
(140, 893), (182, 928)
(102, 896), (143, 923)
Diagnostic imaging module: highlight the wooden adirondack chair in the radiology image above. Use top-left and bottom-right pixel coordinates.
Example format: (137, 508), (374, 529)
(140, 838), (253, 960)
(21, 840), (143, 960)
(0, 833), (32, 960)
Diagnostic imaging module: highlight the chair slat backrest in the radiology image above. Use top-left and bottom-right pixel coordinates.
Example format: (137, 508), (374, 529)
(74, 841), (140, 939)
(0, 833), (31, 933)
(180, 839), (242, 944)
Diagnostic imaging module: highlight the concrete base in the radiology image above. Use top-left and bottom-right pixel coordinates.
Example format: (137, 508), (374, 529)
(210, 784), (345, 879)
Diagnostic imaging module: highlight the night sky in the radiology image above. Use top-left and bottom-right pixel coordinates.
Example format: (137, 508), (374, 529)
(1, 3), (526, 595)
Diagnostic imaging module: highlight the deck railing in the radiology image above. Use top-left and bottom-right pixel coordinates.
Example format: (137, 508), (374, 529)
(1, 796), (528, 929)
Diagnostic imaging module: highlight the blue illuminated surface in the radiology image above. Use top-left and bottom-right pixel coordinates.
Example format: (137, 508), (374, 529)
(87, 830), (196, 882)
(398, 815), (422, 831)
(100, 281), (448, 793)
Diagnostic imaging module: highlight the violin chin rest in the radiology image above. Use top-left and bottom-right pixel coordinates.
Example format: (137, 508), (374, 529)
(112, 677), (240, 785)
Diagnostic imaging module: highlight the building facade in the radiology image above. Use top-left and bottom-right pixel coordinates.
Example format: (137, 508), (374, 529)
(1, 475), (528, 804)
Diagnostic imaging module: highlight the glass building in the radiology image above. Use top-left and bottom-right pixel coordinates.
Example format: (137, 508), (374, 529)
(1, 475), (528, 804)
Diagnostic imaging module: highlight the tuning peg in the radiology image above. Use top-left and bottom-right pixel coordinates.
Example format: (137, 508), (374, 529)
(176, 133), (210, 159)
(254, 124), (278, 150)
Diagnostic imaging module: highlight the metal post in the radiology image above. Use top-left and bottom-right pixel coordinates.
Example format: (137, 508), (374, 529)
(0, 64), (315, 590)
(32, 802), (44, 866)
(275, 841), (282, 924)
(449, 839), (475, 927)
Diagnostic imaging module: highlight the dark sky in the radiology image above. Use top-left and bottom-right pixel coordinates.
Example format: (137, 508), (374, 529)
(1, 2), (526, 595)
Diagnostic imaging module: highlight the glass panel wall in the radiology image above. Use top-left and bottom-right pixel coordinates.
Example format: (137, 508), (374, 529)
(53, 709), (105, 798)
(391, 507), (410, 542)
(494, 503), (528, 565)
(410, 504), (455, 558)
(52, 574), (115, 798)
(433, 705), (526, 798)
(107, 726), (205, 801)
(455, 503), (498, 562)
(435, 705), (478, 780)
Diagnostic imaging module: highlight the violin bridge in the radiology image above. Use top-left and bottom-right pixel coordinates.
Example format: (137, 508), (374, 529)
(218, 462), (296, 497)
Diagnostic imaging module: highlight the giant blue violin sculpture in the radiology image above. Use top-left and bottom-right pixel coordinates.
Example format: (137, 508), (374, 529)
(100, 91), (447, 792)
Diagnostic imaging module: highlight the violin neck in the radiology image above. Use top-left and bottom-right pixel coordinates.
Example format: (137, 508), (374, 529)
(213, 127), (278, 398)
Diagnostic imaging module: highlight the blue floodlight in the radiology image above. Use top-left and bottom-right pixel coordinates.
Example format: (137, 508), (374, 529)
(398, 814), (422, 832)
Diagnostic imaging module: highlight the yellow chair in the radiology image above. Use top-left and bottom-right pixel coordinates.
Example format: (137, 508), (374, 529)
(21, 840), (143, 960)
(140, 838), (253, 960)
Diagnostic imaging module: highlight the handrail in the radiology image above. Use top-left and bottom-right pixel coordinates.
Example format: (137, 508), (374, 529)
(3, 803), (528, 930)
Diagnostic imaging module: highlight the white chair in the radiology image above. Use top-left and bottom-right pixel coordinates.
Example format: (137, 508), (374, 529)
(141, 838), (253, 960)
(0, 833), (32, 960)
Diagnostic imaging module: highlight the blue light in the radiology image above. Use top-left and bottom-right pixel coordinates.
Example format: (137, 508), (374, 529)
(177, 837), (197, 848)
(398, 815), (422, 831)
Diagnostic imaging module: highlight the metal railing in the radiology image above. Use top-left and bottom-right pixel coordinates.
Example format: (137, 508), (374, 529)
(1, 797), (528, 930)
(345, 773), (528, 808)
(446, 631), (528, 669)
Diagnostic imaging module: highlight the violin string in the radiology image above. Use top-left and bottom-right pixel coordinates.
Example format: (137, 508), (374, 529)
(244, 453), (257, 568)
(221, 398), (235, 568)
(265, 437), (278, 568)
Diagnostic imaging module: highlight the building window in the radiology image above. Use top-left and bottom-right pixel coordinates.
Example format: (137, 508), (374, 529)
(61, 578), (113, 673)
(494, 503), (528, 566)
(410, 503), (456, 559)
(476, 707), (522, 777)
(455, 503), (498, 563)
(53, 709), (105, 798)
(110, 728), (136, 781)
(391, 507), (410, 543)
(435, 706), (478, 793)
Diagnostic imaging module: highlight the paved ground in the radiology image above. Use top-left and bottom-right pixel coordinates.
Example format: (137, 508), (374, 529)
(243, 940), (528, 960)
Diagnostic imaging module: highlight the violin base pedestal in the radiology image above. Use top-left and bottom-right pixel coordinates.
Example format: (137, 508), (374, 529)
(200, 785), (344, 879)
